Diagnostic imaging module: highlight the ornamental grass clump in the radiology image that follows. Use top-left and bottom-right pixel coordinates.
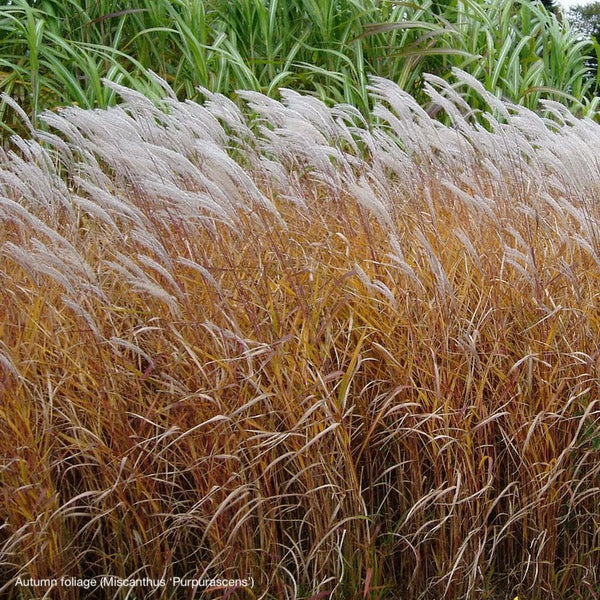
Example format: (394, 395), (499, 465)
(1, 73), (600, 599)
(0, 0), (597, 138)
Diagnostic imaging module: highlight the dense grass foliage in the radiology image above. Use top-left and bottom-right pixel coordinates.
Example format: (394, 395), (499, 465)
(0, 0), (597, 137)
(1, 75), (600, 599)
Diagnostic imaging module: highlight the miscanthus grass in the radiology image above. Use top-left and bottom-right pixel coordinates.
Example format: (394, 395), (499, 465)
(1, 72), (600, 599)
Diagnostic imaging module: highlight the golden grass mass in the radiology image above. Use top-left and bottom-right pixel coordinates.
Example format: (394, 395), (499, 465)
(1, 74), (600, 599)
